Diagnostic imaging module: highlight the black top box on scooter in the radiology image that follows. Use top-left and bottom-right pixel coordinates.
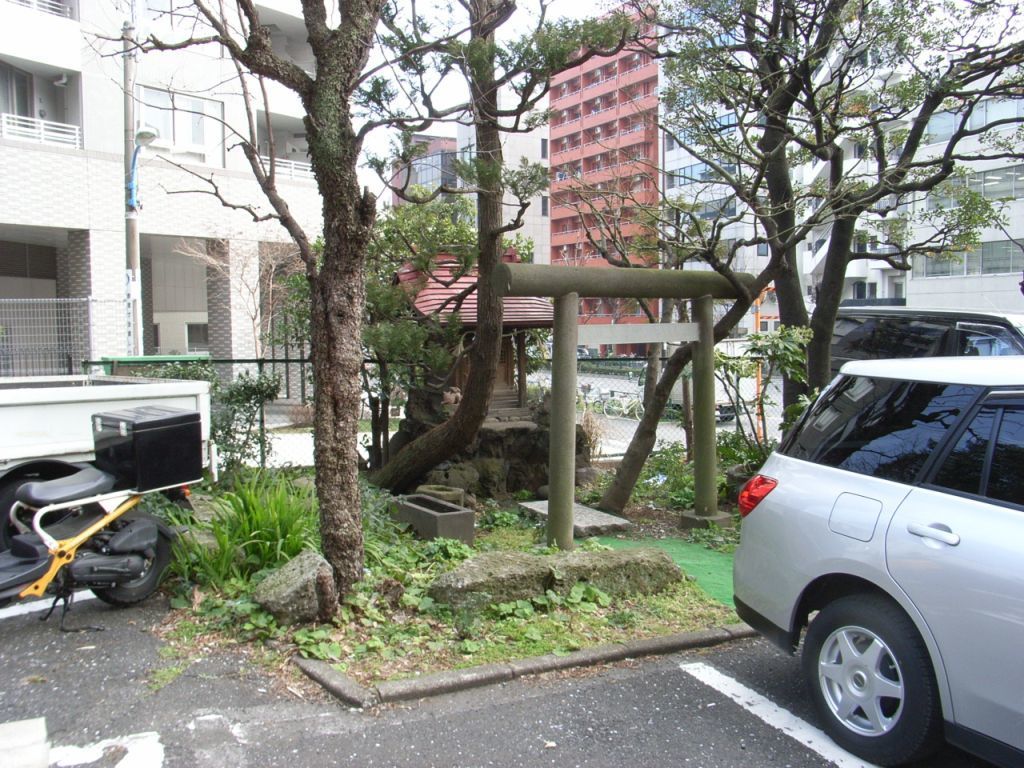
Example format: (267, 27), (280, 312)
(92, 405), (202, 491)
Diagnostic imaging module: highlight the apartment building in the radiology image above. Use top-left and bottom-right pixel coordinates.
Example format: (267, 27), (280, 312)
(548, 41), (659, 351)
(390, 133), (457, 207)
(455, 91), (550, 264)
(0, 0), (322, 374)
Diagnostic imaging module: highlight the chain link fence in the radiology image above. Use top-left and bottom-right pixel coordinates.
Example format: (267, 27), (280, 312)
(0, 298), (129, 376)
(528, 357), (786, 458)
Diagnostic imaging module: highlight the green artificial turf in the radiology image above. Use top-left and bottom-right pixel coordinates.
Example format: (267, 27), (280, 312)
(595, 537), (735, 607)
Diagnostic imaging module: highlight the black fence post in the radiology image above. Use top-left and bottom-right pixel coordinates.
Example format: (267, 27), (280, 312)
(258, 358), (267, 469)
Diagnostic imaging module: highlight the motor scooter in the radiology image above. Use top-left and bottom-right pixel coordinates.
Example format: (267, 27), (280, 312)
(0, 405), (203, 630)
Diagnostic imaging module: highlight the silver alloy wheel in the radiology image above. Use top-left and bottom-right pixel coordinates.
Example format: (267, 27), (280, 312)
(817, 624), (906, 737)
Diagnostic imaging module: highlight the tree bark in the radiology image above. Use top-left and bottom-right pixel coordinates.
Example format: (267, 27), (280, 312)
(371, 0), (505, 493)
(806, 216), (856, 391)
(599, 298), (756, 513)
(302, 36), (381, 594)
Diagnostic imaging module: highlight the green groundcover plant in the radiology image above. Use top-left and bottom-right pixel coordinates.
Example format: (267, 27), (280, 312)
(154, 471), (733, 684)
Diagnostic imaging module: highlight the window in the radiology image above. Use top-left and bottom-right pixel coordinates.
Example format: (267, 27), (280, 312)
(138, 86), (225, 166)
(926, 99), (1024, 144)
(934, 404), (1024, 505)
(913, 239), (1024, 277)
(988, 407), (1024, 504)
(926, 111), (956, 143)
(541, 195), (549, 217)
(955, 324), (1024, 356)
(186, 323), (209, 353)
(832, 317), (949, 361)
(782, 377), (980, 483)
(540, 138), (548, 159)
(757, 243), (769, 258)
(0, 63), (31, 118)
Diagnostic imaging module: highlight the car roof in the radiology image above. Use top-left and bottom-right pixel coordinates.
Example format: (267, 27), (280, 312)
(840, 356), (1024, 386)
(837, 306), (1024, 326)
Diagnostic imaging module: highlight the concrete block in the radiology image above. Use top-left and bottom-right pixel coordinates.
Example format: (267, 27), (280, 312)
(391, 494), (475, 544)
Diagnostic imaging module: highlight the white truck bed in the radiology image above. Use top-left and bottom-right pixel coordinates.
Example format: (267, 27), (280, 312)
(0, 375), (212, 469)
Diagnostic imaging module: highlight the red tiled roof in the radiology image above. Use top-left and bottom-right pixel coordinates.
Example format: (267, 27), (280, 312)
(397, 256), (553, 329)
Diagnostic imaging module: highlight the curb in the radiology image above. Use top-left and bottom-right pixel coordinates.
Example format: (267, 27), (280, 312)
(294, 622), (757, 709)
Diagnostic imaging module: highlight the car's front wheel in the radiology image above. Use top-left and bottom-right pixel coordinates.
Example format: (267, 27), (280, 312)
(801, 594), (943, 766)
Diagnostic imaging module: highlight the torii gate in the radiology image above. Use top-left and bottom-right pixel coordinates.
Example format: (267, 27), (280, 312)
(493, 263), (755, 549)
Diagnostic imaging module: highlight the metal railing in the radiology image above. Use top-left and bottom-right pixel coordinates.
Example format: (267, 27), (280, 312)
(6, 0), (71, 18)
(259, 155), (315, 179)
(1, 113), (81, 149)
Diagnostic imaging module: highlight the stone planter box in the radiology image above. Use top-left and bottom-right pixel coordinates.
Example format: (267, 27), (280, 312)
(391, 494), (475, 545)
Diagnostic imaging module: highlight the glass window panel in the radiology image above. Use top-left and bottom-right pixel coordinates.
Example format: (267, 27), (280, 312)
(783, 377), (979, 483)
(964, 249), (982, 275)
(988, 407), (1024, 505)
(1010, 165), (1024, 198)
(986, 99), (1017, 124)
(933, 407), (993, 495)
(982, 170), (1013, 199)
(141, 87), (174, 142)
(982, 241), (1012, 274)
(927, 257), (954, 276)
(927, 112), (955, 143)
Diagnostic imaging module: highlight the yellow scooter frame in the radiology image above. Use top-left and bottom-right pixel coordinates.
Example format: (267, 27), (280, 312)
(15, 492), (144, 599)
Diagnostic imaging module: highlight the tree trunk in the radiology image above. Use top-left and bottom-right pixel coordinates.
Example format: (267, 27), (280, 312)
(306, 100), (375, 596)
(599, 298), (755, 513)
(806, 217), (856, 392)
(371, 3), (505, 493)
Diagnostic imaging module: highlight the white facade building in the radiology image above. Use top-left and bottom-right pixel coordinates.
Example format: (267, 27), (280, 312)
(456, 92), (550, 264)
(0, 1), (322, 372)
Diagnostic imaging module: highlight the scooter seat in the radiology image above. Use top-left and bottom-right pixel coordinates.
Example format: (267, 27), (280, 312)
(16, 467), (117, 508)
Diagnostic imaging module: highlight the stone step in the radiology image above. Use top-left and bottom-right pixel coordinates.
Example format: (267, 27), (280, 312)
(518, 500), (633, 537)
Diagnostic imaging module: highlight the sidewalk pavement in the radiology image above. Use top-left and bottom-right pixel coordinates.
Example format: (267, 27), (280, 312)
(294, 622), (757, 709)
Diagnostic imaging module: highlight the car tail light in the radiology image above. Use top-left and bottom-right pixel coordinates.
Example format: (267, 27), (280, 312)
(738, 474), (777, 517)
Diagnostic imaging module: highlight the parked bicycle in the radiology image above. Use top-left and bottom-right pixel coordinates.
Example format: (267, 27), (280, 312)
(596, 390), (645, 420)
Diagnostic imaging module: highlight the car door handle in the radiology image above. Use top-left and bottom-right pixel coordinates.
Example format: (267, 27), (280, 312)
(907, 522), (961, 546)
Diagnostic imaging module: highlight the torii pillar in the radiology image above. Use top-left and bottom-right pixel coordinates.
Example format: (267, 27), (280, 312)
(494, 263), (755, 549)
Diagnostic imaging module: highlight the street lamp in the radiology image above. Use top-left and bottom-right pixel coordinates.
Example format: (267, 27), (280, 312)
(125, 126), (158, 356)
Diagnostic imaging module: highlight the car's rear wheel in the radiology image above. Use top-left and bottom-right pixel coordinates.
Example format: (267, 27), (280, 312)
(801, 594), (943, 766)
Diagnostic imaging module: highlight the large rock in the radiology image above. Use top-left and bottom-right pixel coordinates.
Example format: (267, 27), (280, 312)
(428, 549), (682, 613)
(253, 549), (337, 625)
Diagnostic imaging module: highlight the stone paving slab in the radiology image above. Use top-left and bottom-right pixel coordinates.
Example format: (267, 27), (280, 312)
(518, 500), (633, 537)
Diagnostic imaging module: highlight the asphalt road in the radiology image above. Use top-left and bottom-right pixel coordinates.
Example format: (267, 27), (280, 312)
(0, 597), (996, 768)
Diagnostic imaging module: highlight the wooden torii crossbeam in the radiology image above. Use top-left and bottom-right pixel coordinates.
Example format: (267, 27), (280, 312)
(493, 263), (755, 549)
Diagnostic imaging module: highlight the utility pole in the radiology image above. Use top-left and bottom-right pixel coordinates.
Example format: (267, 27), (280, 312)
(123, 21), (143, 356)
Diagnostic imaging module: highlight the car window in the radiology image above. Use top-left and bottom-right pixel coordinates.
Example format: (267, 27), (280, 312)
(955, 323), (1024, 357)
(781, 376), (980, 483)
(932, 407), (994, 495)
(988, 407), (1024, 505)
(933, 405), (1024, 505)
(832, 317), (949, 362)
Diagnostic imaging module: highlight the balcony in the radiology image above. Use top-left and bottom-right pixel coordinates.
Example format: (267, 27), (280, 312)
(259, 155), (314, 180)
(0, 113), (80, 149)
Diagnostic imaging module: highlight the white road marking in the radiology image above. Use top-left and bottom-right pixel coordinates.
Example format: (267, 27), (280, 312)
(680, 661), (882, 768)
(0, 591), (96, 622)
(50, 731), (164, 767)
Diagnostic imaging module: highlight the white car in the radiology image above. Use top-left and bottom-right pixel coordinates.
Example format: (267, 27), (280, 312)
(733, 357), (1024, 767)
